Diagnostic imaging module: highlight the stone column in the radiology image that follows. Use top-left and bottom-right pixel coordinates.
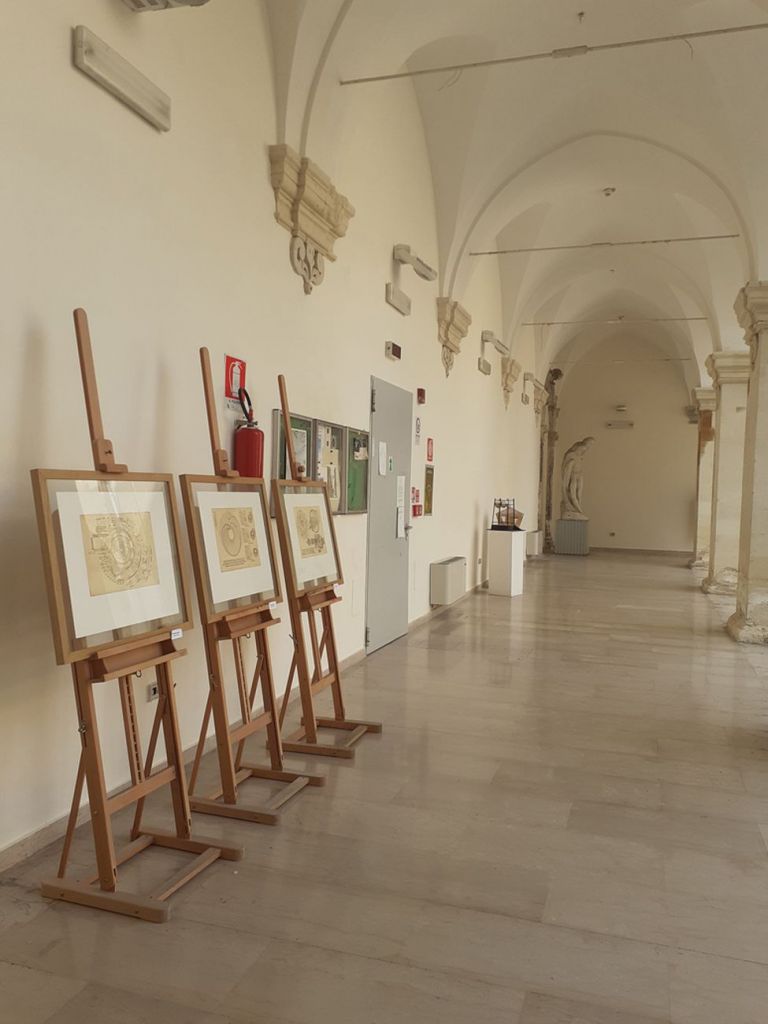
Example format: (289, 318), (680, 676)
(728, 283), (768, 642)
(542, 368), (563, 553)
(689, 387), (716, 569)
(702, 350), (750, 594)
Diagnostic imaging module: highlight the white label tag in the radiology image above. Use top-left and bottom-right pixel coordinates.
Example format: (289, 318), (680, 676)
(269, 600), (277, 610)
(333, 583), (341, 596)
(170, 628), (183, 640)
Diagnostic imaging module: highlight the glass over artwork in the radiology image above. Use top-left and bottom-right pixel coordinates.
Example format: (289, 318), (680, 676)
(273, 480), (342, 595)
(313, 421), (346, 514)
(345, 428), (369, 514)
(271, 410), (314, 481)
(182, 476), (280, 621)
(32, 471), (189, 664)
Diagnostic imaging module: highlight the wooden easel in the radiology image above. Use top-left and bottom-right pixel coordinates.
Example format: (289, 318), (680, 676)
(181, 349), (323, 825)
(35, 310), (242, 923)
(273, 375), (382, 758)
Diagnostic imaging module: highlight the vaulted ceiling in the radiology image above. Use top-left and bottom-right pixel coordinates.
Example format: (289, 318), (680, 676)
(266, 0), (767, 386)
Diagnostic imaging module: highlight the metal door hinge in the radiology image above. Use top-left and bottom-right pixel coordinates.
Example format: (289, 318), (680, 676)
(371, 389), (376, 413)
(365, 627), (371, 647)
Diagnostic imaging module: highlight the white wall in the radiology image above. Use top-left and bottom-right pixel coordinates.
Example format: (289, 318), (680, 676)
(0, 1), (537, 853)
(555, 336), (697, 552)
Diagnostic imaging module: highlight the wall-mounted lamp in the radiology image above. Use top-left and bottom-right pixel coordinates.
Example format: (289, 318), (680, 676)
(386, 244), (437, 317)
(122, 0), (210, 10)
(478, 330), (510, 375)
(392, 244), (437, 281)
(73, 26), (171, 131)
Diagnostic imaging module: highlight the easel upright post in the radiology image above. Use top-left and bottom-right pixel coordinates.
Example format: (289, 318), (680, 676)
(273, 374), (381, 759)
(181, 349), (323, 825)
(34, 310), (242, 924)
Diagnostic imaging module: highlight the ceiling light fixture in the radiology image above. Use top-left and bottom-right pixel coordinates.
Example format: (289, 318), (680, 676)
(470, 233), (739, 257)
(340, 21), (768, 86)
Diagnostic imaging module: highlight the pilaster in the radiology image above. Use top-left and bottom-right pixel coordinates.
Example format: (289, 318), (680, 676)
(728, 283), (768, 642)
(702, 350), (750, 595)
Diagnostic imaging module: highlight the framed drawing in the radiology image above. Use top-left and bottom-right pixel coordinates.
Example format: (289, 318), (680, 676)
(424, 465), (434, 516)
(345, 428), (370, 514)
(31, 470), (190, 664)
(181, 475), (280, 623)
(313, 420), (346, 514)
(272, 480), (343, 596)
(271, 409), (314, 481)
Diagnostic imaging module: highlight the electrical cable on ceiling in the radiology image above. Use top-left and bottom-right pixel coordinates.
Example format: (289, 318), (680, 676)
(470, 233), (739, 257)
(339, 21), (768, 86)
(523, 317), (708, 326)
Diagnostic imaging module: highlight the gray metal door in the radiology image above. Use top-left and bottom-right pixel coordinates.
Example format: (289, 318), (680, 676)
(366, 377), (413, 653)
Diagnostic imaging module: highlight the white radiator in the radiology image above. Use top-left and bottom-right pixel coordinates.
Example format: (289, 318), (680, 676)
(430, 556), (467, 606)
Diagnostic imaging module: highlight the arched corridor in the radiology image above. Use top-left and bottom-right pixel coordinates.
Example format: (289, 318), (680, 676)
(4, 3), (768, 1020)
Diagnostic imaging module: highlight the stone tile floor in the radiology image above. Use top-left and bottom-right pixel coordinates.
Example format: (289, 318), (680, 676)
(3, 552), (768, 1022)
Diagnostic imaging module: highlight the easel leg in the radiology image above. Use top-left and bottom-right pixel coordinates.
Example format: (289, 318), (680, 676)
(74, 666), (118, 892)
(157, 661), (192, 838)
(57, 750), (86, 879)
(131, 690), (166, 839)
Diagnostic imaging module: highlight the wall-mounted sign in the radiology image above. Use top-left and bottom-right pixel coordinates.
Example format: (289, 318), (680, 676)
(426, 438), (434, 463)
(225, 355), (246, 402)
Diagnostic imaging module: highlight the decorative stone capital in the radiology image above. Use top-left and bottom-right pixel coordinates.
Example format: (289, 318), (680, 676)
(735, 281), (768, 339)
(705, 350), (751, 389)
(436, 298), (472, 376)
(501, 358), (522, 409)
(269, 144), (355, 294)
(533, 379), (547, 415)
(692, 387), (716, 414)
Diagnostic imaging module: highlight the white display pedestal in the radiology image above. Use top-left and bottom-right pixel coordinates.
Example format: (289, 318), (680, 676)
(487, 529), (526, 597)
(526, 530), (542, 557)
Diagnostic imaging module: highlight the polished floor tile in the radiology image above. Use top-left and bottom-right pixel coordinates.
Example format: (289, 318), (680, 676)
(4, 551), (768, 1023)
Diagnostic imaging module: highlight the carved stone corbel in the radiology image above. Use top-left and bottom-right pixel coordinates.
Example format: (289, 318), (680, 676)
(500, 357), (522, 409)
(269, 144), (355, 295)
(436, 297), (472, 376)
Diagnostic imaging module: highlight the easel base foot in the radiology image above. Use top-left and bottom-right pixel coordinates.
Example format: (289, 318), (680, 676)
(283, 719), (383, 759)
(41, 879), (170, 923)
(190, 764), (323, 824)
(41, 830), (241, 924)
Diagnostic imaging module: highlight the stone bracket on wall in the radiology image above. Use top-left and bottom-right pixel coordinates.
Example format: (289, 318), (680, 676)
(269, 144), (355, 295)
(436, 297), (472, 376)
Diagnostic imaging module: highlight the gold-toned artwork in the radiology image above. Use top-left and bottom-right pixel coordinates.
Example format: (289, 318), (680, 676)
(80, 512), (159, 597)
(293, 505), (328, 558)
(213, 507), (261, 573)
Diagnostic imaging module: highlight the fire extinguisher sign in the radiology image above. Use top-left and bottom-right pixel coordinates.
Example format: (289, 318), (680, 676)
(224, 355), (246, 408)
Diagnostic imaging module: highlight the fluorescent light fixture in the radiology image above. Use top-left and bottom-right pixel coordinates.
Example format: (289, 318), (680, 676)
(72, 26), (171, 132)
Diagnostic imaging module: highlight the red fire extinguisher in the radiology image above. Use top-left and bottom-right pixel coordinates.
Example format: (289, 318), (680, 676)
(233, 388), (265, 478)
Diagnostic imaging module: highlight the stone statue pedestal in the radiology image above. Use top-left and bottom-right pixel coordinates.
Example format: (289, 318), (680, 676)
(556, 519), (589, 556)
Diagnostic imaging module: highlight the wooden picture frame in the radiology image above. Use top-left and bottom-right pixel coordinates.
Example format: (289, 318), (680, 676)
(31, 469), (191, 665)
(312, 420), (346, 514)
(272, 479), (343, 597)
(345, 427), (370, 514)
(180, 474), (281, 625)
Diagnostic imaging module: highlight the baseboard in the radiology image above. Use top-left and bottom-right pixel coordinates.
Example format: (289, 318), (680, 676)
(409, 582), (485, 633)
(0, 645), (367, 874)
(590, 547), (691, 558)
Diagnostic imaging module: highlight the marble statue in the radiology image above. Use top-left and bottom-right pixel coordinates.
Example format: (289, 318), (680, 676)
(560, 436), (595, 520)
